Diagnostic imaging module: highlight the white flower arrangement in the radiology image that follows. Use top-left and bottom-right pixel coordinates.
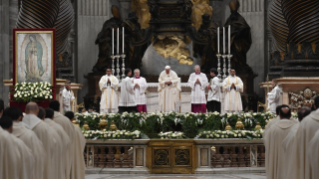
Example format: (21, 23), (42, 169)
(82, 129), (142, 140)
(13, 82), (53, 102)
(198, 130), (263, 140)
(158, 131), (185, 139)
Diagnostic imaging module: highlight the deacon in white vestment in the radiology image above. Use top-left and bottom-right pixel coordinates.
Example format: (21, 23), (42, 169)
(61, 80), (75, 113)
(296, 97), (319, 179)
(22, 102), (57, 179)
(99, 68), (119, 113)
(222, 69), (244, 113)
(207, 68), (222, 113)
(264, 106), (298, 179)
(188, 65), (209, 113)
(49, 100), (75, 179)
(133, 69), (148, 112)
(65, 111), (86, 179)
(4, 107), (45, 179)
(308, 130), (319, 179)
(119, 69), (137, 113)
(158, 66), (181, 112)
(267, 80), (282, 113)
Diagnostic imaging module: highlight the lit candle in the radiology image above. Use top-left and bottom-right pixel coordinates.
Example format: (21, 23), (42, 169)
(122, 27), (124, 54)
(117, 27), (119, 54)
(112, 28), (114, 55)
(217, 27), (220, 54)
(223, 27), (225, 54)
(228, 25), (231, 54)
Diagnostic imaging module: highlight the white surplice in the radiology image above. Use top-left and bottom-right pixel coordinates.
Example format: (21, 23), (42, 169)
(12, 122), (45, 179)
(267, 85), (282, 113)
(308, 130), (319, 179)
(22, 114), (57, 179)
(222, 75), (243, 112)
(133, 77), (147, 105)
(207, 76), (222, 102)
(188, 72), (208, 104)
(296, 109), (319, 179)
(62, 87), (75, 113)
(44, 118), (71, 179)
(99, 74), (119, 113)
(264, 119), (297, 179)
(158, 70), (181, 112)
(119, 77), (136, 107)
(71, 125), (86, 179)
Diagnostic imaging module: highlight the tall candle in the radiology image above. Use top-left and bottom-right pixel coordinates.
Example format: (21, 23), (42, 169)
(117, 27), (119, 54)
(122, 27), (125, 54)
(228, 25), (231, 54)
(223, 27), (225, 54)
(112, 28), (114, 55)
(217, 27), (220, 54)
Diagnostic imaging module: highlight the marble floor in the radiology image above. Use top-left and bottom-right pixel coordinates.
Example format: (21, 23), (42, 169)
(85, 173), (266, 179)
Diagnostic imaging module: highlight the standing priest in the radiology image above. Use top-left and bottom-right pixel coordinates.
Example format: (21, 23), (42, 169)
(99, 68), (119, 113)
(133, 69), (148, 113)
(119, 68), (137, 113)
(223, 69), (243, 113)
(267, 79), (282, 113)
(158, 66), (181, 112)
(188, 65), (208, 113)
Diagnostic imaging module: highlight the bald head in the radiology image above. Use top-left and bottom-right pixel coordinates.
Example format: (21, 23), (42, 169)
(279, 105), (291, 119)
(194, 65), (200, 73)
(25, 102), (39, 115)
(134, 69), (140, 77)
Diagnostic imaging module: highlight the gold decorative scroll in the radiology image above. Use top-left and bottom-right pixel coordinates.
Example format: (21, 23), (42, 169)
(131, 0), (151, 29)
(191, 0), (213, 31)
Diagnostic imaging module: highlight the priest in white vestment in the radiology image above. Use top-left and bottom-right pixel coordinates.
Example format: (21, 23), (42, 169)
(3, 107), (45, 179)
(49, 100), (75, 179)
(267, 80), (282, 113)
(99, 68), (119, 113)
(264, 105), (298, 179)
(207, 68), (222, 113)
(188, 65), (208, 113)
(222, 69), (243, 113)
(158, 66), (181, 112)
(308, 130), (319, 179)
(0, 116), (34, 179)
(61, 80), (75, 113)
(119, 68), (137, 113)
(65, 111), (86, 179)
(296, 96), (319, 179)
(133, 69), (148, 112)
(22, 102), (57, 179)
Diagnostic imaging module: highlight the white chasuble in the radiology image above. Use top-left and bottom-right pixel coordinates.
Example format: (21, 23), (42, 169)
(71, 126), (86, 179)
(62, 87), (75, 113)
(99, 74), (119, 113)
(12, 122), (45, 179)
(119, 77), (136, 107)
(188, 72), (208, 104)
(222, 75), (244, 112)
(22, 114), (57, 179)
(264, 119), (297, 179)
(308, 130), (319, 179)
(158, 70), (181, 112)
(267, 85), (282, 113)
(296, 109), (319, 179)
(53, 111), (75, 179)
(133, 77), (148, 105)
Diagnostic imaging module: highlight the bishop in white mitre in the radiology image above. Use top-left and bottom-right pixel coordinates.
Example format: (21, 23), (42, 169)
(0, 116), (34, 179)
(222, 69), (243, 113)
(99, 68), (119, 113)
(61, 80), (75, 113)
(267, 79), (282, 113)
(22, 102), (57, 179)
(119, 68), (137, 113)
(264, 105), (298, 179)
(296, 96), (319, 179)
(5, 107), (45, 179)
(188, 65), (208, 113)
(133, 69), (148, 112)
(158, 66), (181, 112)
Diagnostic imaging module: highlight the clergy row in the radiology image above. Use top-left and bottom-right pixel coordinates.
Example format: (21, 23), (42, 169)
(263, 99), (319, 179)
(0, 100), (86, 179)
(99, 65), (244, 113)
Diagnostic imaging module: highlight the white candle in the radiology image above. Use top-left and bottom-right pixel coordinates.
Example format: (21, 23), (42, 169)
(217, 27), (220, 54)
(228, 25), (231, 54)
(112, 28), (114, 55)
(117, 27), (119, 54)
(223, 27), (225, 54)
(122, 27), (124, 54)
